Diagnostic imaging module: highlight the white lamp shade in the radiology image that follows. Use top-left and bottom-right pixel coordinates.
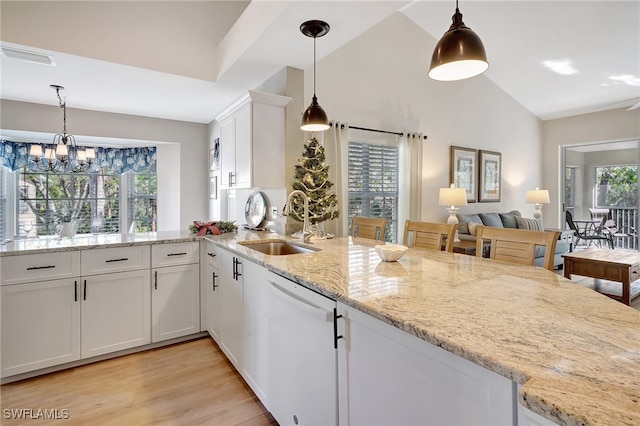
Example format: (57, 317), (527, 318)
(77, 150), (87, 161)
(85, 148), (96, 159)
(29, 145), (43, 157)
(526, 188), (550, 204)
(438, 187), (468, 206)
(56, 144), (68, 156)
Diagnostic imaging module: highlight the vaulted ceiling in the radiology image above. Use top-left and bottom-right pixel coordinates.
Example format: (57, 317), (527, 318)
(1, 1), (638, 124)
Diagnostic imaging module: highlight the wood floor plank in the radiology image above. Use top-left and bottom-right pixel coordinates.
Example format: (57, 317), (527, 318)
(0, 337), (278, 426)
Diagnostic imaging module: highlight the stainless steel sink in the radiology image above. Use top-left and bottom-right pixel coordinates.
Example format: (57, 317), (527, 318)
(238, 240), (320, 255)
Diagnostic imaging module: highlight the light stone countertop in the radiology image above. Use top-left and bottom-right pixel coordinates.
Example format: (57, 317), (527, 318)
(0, 231), (199, 256)
(209, 230), (640, 426)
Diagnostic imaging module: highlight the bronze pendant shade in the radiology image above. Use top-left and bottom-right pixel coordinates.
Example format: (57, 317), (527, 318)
(300, 20), (330, 132)
(429, 1), (488, 81)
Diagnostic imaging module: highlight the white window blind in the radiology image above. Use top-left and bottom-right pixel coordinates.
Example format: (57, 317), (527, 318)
(348, 141), (399, 242)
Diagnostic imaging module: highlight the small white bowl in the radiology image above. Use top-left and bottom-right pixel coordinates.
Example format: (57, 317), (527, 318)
(374, 244), (408, 262)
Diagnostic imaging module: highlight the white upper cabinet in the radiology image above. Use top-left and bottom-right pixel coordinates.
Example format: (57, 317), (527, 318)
(215, 90), (291, 189)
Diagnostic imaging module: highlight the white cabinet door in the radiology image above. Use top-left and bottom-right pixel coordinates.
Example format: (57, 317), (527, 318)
(81, 270), (151, 358)
(267, 272), (337, 426)
(220, 116), (235, 188)
(1, 278), (81, 378)
(234, 102), (252, 188)
(152, 264), (200, 342)
(219, 249), (243, 368)
(337, 302), (515, 426)
(241, 260), (269, 404)
(204, 259), (221, 342)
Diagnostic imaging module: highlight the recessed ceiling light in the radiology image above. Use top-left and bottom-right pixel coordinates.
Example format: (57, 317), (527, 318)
(1, 47), (55, 66)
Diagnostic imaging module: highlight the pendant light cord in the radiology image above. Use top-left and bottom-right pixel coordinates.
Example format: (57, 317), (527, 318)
(55, 87), (67, 135)
(313, 35), (317, 97)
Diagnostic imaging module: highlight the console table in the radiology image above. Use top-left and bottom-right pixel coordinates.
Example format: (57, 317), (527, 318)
(562, 248), (640, 305)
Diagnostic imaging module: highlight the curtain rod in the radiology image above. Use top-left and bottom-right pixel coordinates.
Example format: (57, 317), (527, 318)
(330, 122), (427, 140)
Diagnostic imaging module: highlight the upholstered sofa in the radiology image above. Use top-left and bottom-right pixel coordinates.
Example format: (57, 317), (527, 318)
(456, 210), (570, 269)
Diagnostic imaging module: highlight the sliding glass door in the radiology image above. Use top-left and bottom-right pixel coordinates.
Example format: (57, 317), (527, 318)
(561, 139), (639, 250)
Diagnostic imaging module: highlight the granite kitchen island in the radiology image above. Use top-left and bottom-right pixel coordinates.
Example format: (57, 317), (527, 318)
(2, 230), (638, 425)
(210, 231), (640, 426)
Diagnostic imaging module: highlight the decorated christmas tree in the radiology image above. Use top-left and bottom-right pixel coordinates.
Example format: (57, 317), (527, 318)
(289, 136), (339, 228)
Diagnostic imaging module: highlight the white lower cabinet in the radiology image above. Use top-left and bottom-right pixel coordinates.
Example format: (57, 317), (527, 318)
(241, 260), (269, 404)
(337, 302), (516, 426)
(267, 271), (338, 426)
(151, 244), (200, 343)
(202, 241), (221, 342)
(151, 264), (200, 342)
(218, 249), (244, 368)
(81, 270), (151, 358)
(1, 278), (81, 378)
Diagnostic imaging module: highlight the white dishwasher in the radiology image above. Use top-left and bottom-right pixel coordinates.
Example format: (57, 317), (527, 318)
(267, 271), (338, 426)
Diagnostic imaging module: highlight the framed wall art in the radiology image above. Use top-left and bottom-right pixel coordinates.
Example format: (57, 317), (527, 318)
(449, 146), (477, 203)
(210, 138), (220, 171)
(478, 150), (501, 202)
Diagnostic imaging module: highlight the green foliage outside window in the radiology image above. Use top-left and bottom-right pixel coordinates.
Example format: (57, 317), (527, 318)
(595, 165), (637, 208)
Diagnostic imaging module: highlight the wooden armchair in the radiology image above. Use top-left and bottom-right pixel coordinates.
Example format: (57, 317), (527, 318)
(350, 216), (388, 241)
(475, 225), (560, 271)
(402, 221), (457, 252)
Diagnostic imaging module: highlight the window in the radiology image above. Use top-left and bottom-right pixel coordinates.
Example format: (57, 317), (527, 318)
(595, 165), (637, 208)
(15, 168), (156, 237)
(348, 141), (399, 242)
(127, 170), (157, 232)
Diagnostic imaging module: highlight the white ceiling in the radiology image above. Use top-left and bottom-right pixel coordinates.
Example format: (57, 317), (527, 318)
(1, 0), (639, 125)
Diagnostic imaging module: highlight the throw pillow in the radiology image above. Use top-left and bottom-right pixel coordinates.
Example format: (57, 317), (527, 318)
(479, 213), (504, 228)
(468, 222), (481, 236)
(456, 213), (482, 234)
(499, 210), (522, 229)
(516, 217), (542, 231)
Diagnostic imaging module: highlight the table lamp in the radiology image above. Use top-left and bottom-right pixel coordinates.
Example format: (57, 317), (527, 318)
(526, 187), (550, 228)
(438, 184), (468, 242)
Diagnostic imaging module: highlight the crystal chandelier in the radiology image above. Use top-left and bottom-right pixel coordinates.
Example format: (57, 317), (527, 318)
(29, 85), (95, 172)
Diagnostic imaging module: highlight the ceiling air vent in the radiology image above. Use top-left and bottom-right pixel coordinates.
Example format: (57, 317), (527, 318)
(1, 47), (55, 66)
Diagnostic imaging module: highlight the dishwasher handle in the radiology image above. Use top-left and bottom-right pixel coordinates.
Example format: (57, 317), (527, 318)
(268, 279), (332, 322)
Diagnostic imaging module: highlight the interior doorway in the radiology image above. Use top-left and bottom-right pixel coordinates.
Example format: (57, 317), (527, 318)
(561, 139), (639, 250)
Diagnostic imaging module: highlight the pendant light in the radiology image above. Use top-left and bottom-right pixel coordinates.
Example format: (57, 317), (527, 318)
(29, 85), (95, 172)
(300, 20), (330, 132)
(428, 0), (489, 81)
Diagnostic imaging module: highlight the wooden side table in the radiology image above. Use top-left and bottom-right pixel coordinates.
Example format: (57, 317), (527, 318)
(563, 248), (640, 305)
(452, 240), (477, 255)
(545, 228), (575, 252)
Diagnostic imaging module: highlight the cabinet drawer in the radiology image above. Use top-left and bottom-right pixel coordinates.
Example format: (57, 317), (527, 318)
(203, 241), (219, 269)
(1, 251), (80, 286)
(81, 245), (150, 276)
(152, 242), (199, 267)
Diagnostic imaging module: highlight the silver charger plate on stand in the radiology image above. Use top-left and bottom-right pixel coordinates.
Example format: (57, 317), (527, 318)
(244, 191), (268, 230)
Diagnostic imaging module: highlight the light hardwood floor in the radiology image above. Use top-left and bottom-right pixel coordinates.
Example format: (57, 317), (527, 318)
(0, 338), (278, 425)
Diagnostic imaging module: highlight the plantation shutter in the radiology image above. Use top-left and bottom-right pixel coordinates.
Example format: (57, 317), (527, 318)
(348, 141), (399, 242)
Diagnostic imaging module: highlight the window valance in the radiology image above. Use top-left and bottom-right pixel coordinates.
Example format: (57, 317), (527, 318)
(0, 140), (156, 174)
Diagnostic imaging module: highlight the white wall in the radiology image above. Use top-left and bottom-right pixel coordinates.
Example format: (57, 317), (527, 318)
(542, 107), (640, 227)
(1, 99), (209, 232)
(310, 13), (544, 224)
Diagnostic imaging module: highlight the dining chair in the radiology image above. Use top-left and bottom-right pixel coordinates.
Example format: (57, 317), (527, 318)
(475, 225), (560, 271)
(565, 211), (613, 249)
(402, 221), (457, 252)
(350, 216), (388, 241)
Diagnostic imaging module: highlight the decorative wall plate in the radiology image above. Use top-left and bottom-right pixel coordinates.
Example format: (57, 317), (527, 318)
(245, 191), (267, 229)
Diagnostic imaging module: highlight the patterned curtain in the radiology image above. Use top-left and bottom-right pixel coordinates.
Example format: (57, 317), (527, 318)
(0, 140), (156, 174)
